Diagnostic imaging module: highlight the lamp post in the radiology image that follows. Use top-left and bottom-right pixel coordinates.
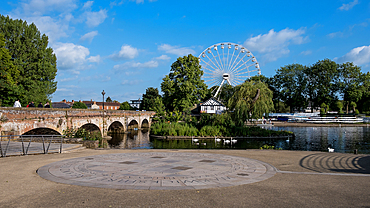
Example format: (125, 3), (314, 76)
(102, 90), (105, 136)
(102, 90), (105, 110)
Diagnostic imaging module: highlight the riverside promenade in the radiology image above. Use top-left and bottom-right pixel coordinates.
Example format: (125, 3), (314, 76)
(0, 149), (369, 207)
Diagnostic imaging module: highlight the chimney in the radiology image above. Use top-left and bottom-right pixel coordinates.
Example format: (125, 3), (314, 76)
(72, 100), (74, 103)
(79, 100), (81, 103)
(91, 99), (92, 101)
(62, 99), (66, 103)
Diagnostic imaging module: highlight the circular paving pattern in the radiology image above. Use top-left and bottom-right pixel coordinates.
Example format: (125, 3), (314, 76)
(37, 152), (276, 190)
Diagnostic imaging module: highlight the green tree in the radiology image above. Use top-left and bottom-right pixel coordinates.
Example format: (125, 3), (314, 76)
(151, 97), (165, 116)
(304, 59), (339, 112)
(0, 15), (57, 107)
(106, 96), (113, 102)
(228, 81), (274, 126)
(141, 87), (161, 110)
(72, 102), (87, 109)
(273, 64), (307, 112)
(0, 33), (20, 106)
(119, 101), (131, 110)
(337, 62), (363, 114)
(161, 54), (208, 112)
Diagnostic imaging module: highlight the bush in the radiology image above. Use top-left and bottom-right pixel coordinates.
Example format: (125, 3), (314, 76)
(72, 102), (87, 109)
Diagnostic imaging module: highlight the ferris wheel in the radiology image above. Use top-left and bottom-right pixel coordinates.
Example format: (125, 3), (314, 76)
(199, 42), (261, 98)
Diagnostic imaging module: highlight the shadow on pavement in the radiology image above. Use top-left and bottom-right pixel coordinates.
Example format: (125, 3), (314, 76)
(299, 153), (370, 174)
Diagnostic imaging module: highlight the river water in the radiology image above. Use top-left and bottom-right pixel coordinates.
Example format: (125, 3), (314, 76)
(108, 126), (370, 154)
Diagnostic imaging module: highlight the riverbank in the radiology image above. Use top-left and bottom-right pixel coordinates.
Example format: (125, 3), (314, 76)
(248, 121), (370, 127)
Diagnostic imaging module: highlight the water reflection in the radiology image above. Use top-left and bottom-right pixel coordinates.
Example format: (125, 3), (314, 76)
(108, 129), (151, 149)
(108, 127), (370, 154)
(266, 126), (370, 154)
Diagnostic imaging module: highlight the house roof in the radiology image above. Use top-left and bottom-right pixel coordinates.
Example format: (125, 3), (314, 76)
(52, 102), (72, 108)
(200, 97), (225, 107)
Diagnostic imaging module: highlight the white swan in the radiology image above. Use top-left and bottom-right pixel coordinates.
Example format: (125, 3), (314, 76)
(215, 137), (221, 142)
(224, 139), (231, 144)
(231, 137), (237, 143)
(328, 147), (334, 153)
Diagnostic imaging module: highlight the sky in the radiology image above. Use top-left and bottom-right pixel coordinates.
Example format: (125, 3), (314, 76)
(1, 0), (370, 103)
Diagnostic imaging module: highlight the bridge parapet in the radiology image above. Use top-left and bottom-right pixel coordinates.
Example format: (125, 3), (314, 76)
(0, 108), (155, 136)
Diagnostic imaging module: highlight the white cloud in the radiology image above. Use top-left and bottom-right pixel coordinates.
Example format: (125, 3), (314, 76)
(80, 31), (98, 42)
(20, 0), (78, 15)
(300, 50), (312, 56)
(113, 60), (158, 70)
(155, 55), (171, 60)
(327, 31), (344, 38)
(158, 44), (196, 56)
(337, 45), (370, 65)
(121, 79), (143, 85)
(87, 55), (101, 63)
(23, 16), (70, 43)
(110, 45), (139, 60)
(85, 9), (108, 27)
(338, 0), (359, 11)
(59, 76), (78, 82)
(243, 28), (307, 62)
(53, 42), (90, 70)
(83, 1), (94, 9)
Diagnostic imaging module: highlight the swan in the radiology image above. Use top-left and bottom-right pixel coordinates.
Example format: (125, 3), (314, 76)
(328, 147), (334, 153)
(224, 139), (231, 144)
(192, 136), (199, 142)
(215, 137), (221, 142)
(231, 138), (237, 143)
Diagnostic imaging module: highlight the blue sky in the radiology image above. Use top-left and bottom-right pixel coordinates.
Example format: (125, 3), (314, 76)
(1, 0), (370, 102)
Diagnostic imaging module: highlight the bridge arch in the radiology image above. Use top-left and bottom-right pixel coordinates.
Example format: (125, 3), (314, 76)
(22, 127), (62, 135)
(141, 118), (149, 128)
(108, 121), (125, 132)
(78, 123), (102, 138)
(127, 119), (139, 130)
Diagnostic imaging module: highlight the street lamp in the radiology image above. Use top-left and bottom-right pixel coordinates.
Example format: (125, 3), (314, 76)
(102, 90), (105, 110)
(102, 90), (106, 137)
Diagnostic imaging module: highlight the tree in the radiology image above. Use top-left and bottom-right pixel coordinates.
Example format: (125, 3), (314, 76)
(305, 59), (339, 112)
(272, 64), (307, 112)
(119, 101), (131, 110)
(72, 102), (87, 109)
(106, 96), (113, 103)
(228, 81), (274, 126)
(151, 97), (165, 120)
(161, 54), (208, 112)
(0, 15), (57, 107)
(0, 33), (20, 106)
(141, 87), (161, 110)
(337, 62), (363, 114)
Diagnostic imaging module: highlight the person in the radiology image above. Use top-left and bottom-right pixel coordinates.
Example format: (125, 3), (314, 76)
(29, 101), (35, 107)
(38, 102), (43, 108)
(13, 99), (21, 107)
(26, 102), (30, 107)
(44, 102), (50, 108)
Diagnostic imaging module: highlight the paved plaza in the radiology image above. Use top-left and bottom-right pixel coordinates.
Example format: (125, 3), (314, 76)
(1, 149), (370, 207)
(38, 152), (276, 190)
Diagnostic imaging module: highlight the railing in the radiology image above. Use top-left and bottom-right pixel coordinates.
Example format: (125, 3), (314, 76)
(0, 135), (65, 157)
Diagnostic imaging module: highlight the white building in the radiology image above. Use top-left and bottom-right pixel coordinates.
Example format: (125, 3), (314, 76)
(130, 99), (141, 109)
(200, 97), (226, 114)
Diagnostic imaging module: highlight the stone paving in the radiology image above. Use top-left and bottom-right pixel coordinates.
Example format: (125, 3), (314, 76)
(37, 152), (276, 190)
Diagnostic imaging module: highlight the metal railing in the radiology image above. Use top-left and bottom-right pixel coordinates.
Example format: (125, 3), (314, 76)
(0, 135), (65, 157)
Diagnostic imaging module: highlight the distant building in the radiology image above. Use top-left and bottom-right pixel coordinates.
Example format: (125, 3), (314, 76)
(82, 100), (120, 110)
(200, 97), (226, 114)
(51, 100), (72, 108)
(130, 99), (141, 109)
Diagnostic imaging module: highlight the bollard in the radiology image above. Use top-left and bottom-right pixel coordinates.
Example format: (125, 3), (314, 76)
(354, 149), (358, 154)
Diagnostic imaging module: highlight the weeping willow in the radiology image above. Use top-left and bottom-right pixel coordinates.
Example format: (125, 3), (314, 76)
(228, 81), (274, 126)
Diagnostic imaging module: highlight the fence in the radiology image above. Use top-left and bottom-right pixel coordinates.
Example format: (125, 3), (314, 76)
(0, 135), (65, 157)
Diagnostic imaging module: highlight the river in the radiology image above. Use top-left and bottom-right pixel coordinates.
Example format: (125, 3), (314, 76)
(108, 126), (370, 154)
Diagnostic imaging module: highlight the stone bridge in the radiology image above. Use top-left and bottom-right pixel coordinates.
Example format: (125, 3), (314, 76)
(0, 108), (155, 136)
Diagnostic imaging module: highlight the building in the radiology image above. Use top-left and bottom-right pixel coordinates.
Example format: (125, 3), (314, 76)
(200, 97), (226, 114)
(82, 100), (120, 110)
(130, 99), (141, 109)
